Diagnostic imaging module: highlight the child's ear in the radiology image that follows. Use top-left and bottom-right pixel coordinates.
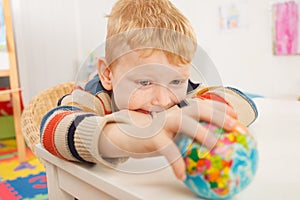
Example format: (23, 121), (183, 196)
(97, 58), (112, 91)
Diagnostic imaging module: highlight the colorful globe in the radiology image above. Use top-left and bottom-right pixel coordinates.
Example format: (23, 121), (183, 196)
(176, 122), (258, 199)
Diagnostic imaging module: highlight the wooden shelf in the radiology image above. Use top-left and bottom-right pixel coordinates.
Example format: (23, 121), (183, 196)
(0, 0), (26, 162)
(0, 69), (10, 77)
(0, 92), (10, 101)
(0, 88), (21, 95)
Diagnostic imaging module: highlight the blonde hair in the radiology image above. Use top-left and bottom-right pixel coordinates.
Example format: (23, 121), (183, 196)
(105, 0), (197, 65)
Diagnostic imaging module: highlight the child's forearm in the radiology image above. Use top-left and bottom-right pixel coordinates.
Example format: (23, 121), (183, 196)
(40, 105), (130, 166)
(99, 111), (159, 158)
(99, 123), (144, 158)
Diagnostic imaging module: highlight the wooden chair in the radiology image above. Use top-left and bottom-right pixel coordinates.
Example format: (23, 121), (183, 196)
(21, 82), (74, 155)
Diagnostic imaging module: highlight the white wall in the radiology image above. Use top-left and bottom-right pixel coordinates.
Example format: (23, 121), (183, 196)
(171, 0), (300, 99)
(10, 0), (118, 104)
(11, 0), (80, 104)
(10, 0), (300, 104)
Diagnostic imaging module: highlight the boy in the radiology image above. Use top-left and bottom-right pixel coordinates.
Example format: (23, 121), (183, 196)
(40, 0), (256, 181)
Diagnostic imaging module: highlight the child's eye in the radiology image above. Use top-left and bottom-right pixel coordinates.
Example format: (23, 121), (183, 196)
(138, 80), (152, 86)
(170, 80), (182, 85)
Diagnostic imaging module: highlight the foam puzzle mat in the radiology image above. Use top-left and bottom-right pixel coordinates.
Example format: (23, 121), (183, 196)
(0, 139), (48, 200)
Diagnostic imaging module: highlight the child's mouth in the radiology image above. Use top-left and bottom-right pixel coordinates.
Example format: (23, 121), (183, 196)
(135, 109), (151, 114)
(135, 107), (167, 114)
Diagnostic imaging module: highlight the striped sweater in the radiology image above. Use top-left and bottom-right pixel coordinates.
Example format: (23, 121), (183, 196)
(40, 78), (130, 166)
(40, 76), (258, 166)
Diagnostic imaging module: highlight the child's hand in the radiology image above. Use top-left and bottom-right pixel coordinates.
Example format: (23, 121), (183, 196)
(100, 98), (244, 181)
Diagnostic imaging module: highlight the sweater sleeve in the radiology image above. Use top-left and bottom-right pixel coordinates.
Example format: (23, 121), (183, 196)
(40, 88), (129, 166)
(190, 86), (258, 126)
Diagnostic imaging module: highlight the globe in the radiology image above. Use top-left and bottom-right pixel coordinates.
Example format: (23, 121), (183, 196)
(176, 122), (258, 199)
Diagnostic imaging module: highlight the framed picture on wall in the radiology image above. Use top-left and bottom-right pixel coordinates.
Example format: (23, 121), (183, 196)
(218, 2), (248, 31)
(272, 0), (300, 55)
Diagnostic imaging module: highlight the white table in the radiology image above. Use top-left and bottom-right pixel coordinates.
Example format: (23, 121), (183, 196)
(36, 98), (300, 200)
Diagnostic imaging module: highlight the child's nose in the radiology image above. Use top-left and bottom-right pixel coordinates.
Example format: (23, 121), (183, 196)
(151, 85), (172, 108)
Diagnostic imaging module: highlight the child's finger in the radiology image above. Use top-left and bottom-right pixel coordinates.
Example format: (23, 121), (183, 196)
(170, 157), (186, 181)
(202, 99), (238, 119)
(178, 115), (218, 150)
(156, 136), (187, 181)
(182, 98), (237, 119)
(182, 99), (237, 131)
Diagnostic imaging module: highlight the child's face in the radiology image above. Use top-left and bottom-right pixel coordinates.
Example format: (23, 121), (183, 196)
(101, 51), (190, 113)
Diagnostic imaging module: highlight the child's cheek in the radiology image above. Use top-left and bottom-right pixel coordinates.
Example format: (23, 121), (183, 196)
(127, 90), (147, 110)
